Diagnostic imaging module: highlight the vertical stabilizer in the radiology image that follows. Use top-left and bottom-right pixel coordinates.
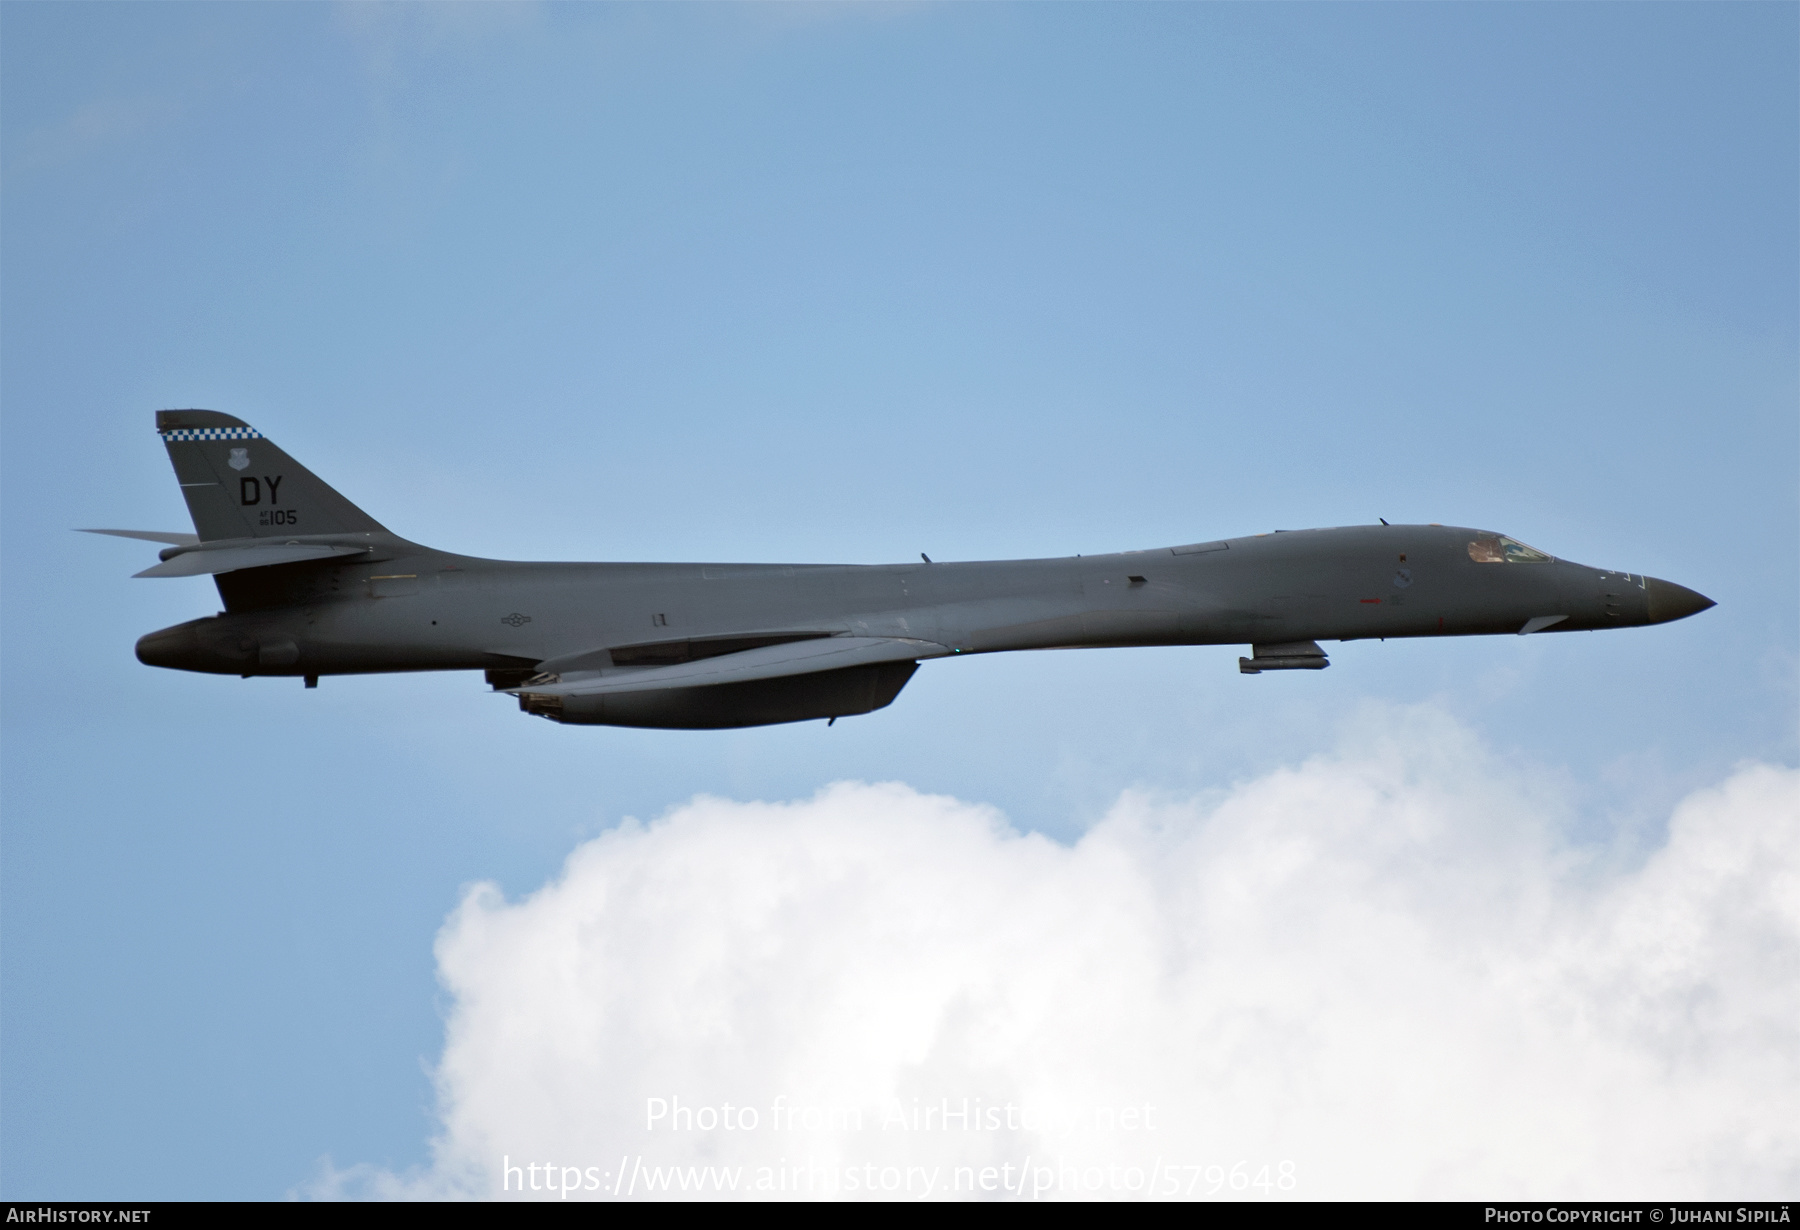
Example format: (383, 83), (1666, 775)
(155, 410), (387, 541)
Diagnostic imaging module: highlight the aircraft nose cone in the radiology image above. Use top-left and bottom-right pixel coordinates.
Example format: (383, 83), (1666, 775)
(1644, 577), (1715, 625)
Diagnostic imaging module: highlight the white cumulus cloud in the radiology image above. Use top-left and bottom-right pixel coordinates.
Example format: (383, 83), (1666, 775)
(319, 707), (1799, 1200)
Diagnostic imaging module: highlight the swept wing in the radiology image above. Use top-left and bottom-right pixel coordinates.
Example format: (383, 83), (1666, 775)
(516, 636), (952, 697)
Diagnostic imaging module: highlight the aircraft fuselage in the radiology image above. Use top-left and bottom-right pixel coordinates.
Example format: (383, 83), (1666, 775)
(136, 523), (1703, 678)
(111, 410), (1714, 729)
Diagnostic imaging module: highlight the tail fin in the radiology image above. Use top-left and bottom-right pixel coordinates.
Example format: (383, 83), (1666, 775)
(156, 410), (388, 541)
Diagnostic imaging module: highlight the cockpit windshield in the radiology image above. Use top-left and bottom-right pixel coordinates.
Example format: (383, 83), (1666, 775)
(1468, 536), (1553, 564)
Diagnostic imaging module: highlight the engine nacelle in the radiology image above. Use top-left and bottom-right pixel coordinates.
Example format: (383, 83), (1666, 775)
(517, 661), (919, 730)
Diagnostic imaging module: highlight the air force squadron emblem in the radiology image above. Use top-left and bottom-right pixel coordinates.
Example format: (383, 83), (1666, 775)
(227, 448), (251, 471)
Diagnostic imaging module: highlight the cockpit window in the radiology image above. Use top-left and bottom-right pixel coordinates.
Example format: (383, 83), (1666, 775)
(1468, 536), (1553, 564)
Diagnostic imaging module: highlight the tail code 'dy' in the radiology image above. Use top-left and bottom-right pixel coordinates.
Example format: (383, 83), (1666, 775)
(156, 409), (387, 541)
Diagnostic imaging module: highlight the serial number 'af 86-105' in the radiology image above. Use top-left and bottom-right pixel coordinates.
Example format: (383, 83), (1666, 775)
(90, 410), (1715, 730)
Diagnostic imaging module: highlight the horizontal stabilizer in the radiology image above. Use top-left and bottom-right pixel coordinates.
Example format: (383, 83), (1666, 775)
(79, 528), (200, 547)
(133, 541), (368, 578)
(516, 636), (952, 697)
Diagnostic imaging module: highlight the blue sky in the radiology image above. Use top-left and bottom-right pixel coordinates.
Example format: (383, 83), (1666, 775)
(3, 3), (1794, 1200)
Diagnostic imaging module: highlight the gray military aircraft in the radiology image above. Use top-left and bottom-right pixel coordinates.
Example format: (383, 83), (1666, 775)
(90, 410), (1714, 729)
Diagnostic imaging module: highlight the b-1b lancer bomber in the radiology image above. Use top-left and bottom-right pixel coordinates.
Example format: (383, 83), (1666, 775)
(93, 411), (1715, 729)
